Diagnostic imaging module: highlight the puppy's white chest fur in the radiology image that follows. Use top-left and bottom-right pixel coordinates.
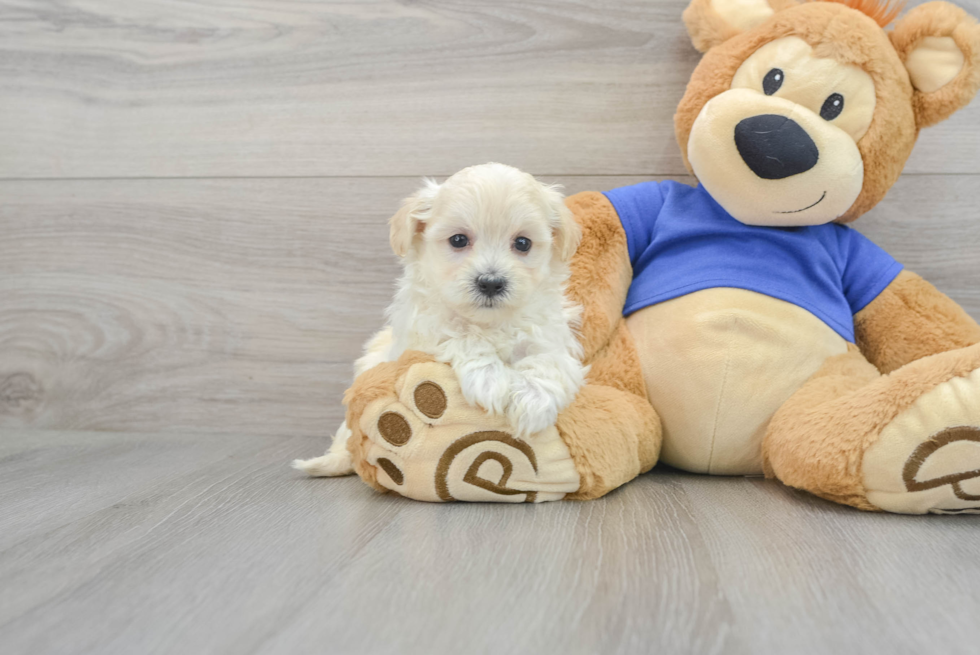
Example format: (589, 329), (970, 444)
(389, 280), (581, 368)
(384, 275), (586, 439)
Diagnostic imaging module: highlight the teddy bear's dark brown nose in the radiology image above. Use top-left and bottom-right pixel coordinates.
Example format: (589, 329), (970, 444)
(734, 114), (819, 180)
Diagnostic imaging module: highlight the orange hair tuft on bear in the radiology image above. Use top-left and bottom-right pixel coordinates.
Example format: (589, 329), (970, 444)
(818, 0), (905, 27)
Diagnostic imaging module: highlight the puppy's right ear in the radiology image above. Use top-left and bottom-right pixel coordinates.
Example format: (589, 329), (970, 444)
(389, 179), (439, 258)
(541, 183), (582, 263)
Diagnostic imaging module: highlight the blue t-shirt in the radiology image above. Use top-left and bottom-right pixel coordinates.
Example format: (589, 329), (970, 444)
(603, 181), (903, 343)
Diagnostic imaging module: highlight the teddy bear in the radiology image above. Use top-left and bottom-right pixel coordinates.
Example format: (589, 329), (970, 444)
(337, 0), (980, 514)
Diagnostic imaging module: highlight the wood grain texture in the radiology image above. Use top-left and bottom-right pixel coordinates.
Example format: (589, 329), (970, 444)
(0, 0), (977, 179)
(1, 429), (978, 655)
(1, 174), (978, 436)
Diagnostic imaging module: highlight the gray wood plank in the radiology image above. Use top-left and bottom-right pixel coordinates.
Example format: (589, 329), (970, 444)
(1, 430), (978, 655)
(1, 174), (978, 436)
(0, 176), (399, 437)
(0, 429), (298, 552)
(0, 0), (977, 179)
(681, 479), (980, 655)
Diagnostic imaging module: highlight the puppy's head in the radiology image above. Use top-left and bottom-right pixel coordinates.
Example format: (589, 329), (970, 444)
(390, 163), (580, 318)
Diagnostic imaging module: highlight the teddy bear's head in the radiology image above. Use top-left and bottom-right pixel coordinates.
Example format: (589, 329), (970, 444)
(675, 0), (980, 225)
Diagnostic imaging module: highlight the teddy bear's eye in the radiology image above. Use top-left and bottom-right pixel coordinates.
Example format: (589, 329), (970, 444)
(763, 68), (784, 95)
(820, 93), (845, 121)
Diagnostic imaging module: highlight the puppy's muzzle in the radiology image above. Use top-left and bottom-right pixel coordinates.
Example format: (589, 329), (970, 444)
(475, 274), (508, 299)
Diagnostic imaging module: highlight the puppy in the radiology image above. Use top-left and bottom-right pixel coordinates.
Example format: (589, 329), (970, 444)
(294, 163), (587, 477)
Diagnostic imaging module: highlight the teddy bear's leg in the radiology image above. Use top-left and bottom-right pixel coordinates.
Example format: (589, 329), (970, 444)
(343, 345), (660, 502)
(345, 354), (580, 502)
(763, 342), (980, 514)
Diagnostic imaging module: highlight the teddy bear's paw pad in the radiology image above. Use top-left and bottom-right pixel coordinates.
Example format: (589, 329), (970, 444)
(358, 363), (580, 503)
(413, 381), (447, 419)
(864, 369), (980, 514)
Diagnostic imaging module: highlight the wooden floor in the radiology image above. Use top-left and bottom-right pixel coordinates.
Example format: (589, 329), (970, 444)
(3, 429), (980, 655)
(1, 1), (979, 653)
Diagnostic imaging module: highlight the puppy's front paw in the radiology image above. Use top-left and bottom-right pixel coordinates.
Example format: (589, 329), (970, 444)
(457, 362), (514, 416)
(507, 377), (560, 439)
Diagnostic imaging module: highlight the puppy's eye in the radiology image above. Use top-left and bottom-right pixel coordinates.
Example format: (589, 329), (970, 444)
(513, 236), (532, 252)
(449, 234), (469, 249)
(820, 93), (844, 121)
(763, 68), (784, 96)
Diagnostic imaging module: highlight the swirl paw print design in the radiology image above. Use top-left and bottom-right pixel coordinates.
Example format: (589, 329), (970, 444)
(357, 361), (581, 502)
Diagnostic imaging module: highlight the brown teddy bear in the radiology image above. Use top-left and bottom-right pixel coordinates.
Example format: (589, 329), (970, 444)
(339, 0), (980, 513)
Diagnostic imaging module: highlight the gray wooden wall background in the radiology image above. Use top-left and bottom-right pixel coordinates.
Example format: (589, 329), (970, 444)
(1, 0), (979, 439)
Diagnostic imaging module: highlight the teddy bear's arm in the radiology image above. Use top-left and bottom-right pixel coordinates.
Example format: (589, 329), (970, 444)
(854, 270), (980, 374)
(562, 191), (634, 362)
(557, 192), (662, 498)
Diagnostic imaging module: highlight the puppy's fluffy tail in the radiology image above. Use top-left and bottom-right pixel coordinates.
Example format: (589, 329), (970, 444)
(291, 452), (355, 477)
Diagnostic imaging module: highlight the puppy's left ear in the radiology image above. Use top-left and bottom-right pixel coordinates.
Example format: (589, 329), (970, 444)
(389, 179), (439, 258)
(541, 184), (581, 263)
(890, 2), (980, 128)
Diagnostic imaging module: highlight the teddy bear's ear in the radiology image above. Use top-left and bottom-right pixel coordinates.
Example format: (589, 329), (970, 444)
(890, 2), (980, 128)
(389, 179), (439, 258)
(682, 0), (799, 52)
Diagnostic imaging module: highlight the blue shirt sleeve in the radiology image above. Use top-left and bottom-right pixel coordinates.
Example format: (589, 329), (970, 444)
(602, 182), (666, 267)
(835, 225), (904, 314)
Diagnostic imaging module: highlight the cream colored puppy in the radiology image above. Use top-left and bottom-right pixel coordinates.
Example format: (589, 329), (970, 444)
(294, 163), (587, 477)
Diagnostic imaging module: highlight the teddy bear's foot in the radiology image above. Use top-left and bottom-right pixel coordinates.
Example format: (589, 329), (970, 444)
(864, 368), (980, 514)
(353, 361), (581, 502)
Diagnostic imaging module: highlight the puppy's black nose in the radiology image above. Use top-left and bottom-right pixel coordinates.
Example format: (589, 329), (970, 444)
(734, 114), (819, 180)
(476, 275), (507, 298)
